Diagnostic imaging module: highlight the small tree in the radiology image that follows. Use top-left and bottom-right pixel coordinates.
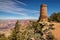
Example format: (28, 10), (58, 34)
(49, 12), (60, 22)
(9, 20), (20, 40)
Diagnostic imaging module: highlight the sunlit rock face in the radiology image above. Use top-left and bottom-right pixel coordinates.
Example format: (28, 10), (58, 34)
(0, 20), (16, 30)
(0, 20), (16, 37)
(51, 22), (60, 40)
(0, 20), (31, 31)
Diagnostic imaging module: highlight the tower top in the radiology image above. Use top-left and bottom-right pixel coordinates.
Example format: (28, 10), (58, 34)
(40, 4), (47, 7)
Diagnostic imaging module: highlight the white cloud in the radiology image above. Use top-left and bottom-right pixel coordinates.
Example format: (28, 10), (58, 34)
(0, 0), (39, 19)
(14, 0), (26, 6)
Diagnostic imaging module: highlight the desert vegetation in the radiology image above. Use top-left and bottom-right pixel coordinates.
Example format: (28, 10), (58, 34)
(0, 20), (55, 40)
(1, 12), (60, 40)
(49, 12), (60, 22)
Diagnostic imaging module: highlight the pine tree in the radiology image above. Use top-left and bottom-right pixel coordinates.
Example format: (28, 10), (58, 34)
(9, 20), (20, 40)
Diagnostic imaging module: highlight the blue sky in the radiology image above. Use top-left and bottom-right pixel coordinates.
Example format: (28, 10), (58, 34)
(0, 0), (60, 20)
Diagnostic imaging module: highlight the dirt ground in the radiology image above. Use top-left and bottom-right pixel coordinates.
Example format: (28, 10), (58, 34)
(52, 22), (60, 40)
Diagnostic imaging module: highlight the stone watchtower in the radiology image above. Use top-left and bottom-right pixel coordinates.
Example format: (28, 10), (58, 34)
(38, 4), (48, 22)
